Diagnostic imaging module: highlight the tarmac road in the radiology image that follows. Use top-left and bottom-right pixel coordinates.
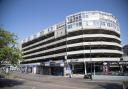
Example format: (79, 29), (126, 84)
(0, 73), (123, 89)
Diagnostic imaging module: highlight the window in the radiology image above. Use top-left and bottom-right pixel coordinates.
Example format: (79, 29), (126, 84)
(78, 14), (81, 19)
(76, 22), (82, 27)
(79, 22), (82, 26)
(82, 13), (85, 18)
(68, 17), (72, 23)
(76, 16), (78, 20)
(92, 12), (96, 15)
(93, 20), (99, 26)
(100, 21), (106, 26)
(85, 15), (88, 18)
(85, 21), (88, 26)
(72, 16), (75, 22)
(102, 22), (105, 26)
(40, 31), (44, 36)
(48, 28), (50, 31)
(67, 14), (82, 24)
(107, 22), (112, 27)
(113, 24), (116, 29)
(51, 27), (53, 31)
(76, 23), (79, 27)
(68, 24), (72, 29)
(60, 31), (63, 35)
(34, 34), (37, 38)
(107, 23), (110, 27)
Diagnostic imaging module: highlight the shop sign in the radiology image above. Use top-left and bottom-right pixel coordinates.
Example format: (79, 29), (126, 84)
(60, 63), (64, 67)
(119, 61), (128, 64)
(45, 62), (50, 66)
(50, 62), (55, 66)
(103, 62), (107, 65)
(50, 62), (61, 67)
(70, 59), (78, 62)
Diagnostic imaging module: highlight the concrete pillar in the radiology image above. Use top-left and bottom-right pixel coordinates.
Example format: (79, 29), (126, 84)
(94, 62), (95, 75)
(71, 63), (74, 74)
(84, 62), (87, 75)
(49, 67), (51, 75)
(120, 65), (123, 73)
(33, 66), (37, 74)
(40, 66), (43, 74)
(25, 66), (27, 73)
(64, 66), (67, 76)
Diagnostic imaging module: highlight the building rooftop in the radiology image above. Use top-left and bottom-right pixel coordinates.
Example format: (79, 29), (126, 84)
(21, 11), (119, 44)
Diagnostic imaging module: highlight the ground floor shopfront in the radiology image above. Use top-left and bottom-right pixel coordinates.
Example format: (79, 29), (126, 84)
(20, 61), (128, 76)
(20, 60), (65, 76)
(39, 66), (64, 76)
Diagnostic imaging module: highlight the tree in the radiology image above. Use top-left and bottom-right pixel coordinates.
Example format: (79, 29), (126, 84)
(0, 28), (22, 66)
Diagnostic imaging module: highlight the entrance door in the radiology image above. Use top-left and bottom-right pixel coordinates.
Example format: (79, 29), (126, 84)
(72, 63), (84, 74)
(51, 67), (64, 76)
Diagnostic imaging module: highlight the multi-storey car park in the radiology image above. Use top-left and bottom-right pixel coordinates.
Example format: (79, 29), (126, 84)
(21, 11), (122, 76)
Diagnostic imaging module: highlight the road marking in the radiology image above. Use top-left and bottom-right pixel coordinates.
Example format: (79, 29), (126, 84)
(18, 78), (25, 80)
(32, 86), (35, 89)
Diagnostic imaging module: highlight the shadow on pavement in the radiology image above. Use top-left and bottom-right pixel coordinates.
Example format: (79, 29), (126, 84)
(0, 78), (24, 88)
(97, 83), (123, 89)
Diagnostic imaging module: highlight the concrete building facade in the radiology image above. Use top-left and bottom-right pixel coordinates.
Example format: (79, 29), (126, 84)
(123, 44), (128, 56)
(21, 11), (122, 76)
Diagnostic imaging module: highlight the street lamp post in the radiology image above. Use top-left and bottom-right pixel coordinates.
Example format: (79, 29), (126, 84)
(94, 62), (95, 75)
(89, 43), (92, 80)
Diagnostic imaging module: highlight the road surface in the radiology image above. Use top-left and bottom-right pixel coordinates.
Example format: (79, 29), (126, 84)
(0, 73), (123, 89)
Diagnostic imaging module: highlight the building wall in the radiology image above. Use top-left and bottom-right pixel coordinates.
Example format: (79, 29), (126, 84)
(21, 11), (122, 64)
(123, 44), (128, 56)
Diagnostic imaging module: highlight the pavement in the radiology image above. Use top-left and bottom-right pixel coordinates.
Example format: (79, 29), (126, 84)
(0, 72), (123, 89)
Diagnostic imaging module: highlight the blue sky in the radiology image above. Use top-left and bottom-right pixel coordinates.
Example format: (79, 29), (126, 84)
(0, 0), (128, 45)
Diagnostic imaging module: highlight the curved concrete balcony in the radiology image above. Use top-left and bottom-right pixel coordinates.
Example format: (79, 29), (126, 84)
(67, 41), (121, 48)
(22, 36), (54, 50)
(23, 38), (66, 53)
(67, 49), (122, 55)
(23, 41), (121, 58)
(67, 34), (120, 41)
(24, 52), (66, 61)
(67, 57), (121, 62)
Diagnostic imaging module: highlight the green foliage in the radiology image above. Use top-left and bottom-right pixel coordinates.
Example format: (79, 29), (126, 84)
(0, 72), (10, 78)
(0, 28), (22, 66)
